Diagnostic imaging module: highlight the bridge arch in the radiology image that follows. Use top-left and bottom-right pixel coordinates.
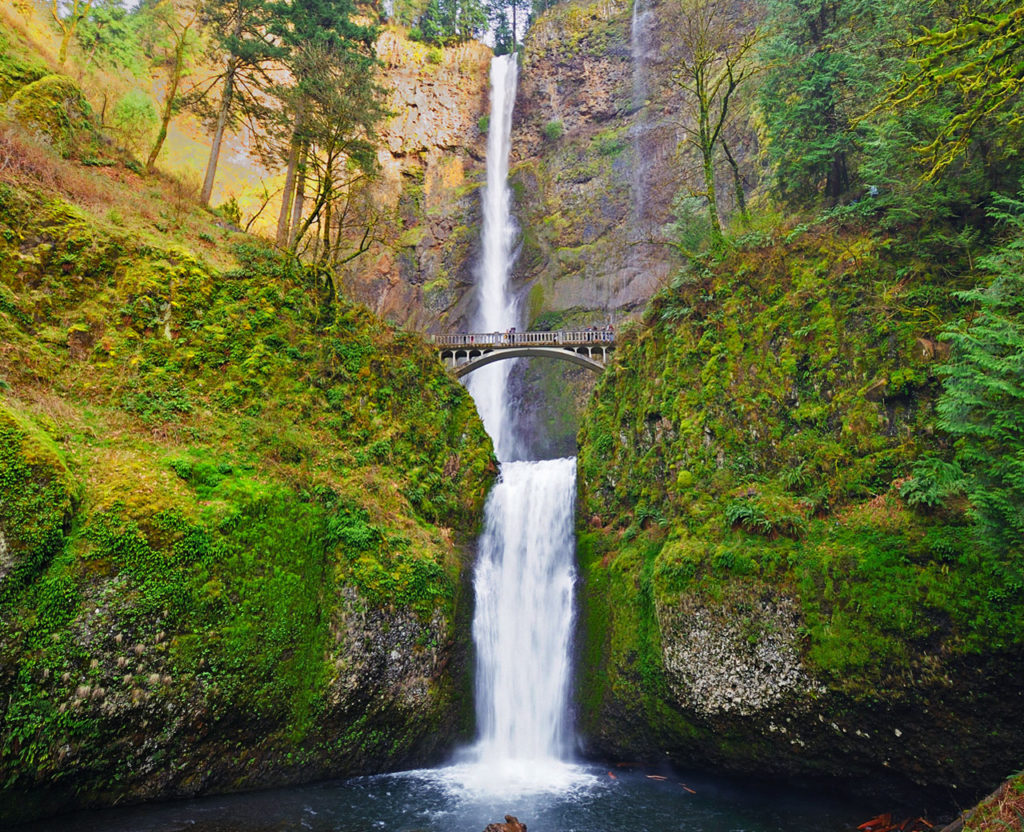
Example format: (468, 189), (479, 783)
(442, 345), (608, 378)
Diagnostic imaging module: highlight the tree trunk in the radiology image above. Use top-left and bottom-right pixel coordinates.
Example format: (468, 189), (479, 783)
(146, 35), (188, 174)
(200, 58), (237, 207)
(58, 28), (73, 67)
(275, 120), (303, 247)
(321, 184), (333, 264)
(697, 85), (723, 244)
(721, 138), (747, 223)
(825, 151), (849, 202)
(287, 143), (308, 251)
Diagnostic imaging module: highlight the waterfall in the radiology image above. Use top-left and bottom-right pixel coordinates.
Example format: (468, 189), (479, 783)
(473, 458), (578, 763)
(457, 53), (582, 792)
(630, 0), (648, 109)
(630, 0), (652, 231)
(465, 54), (520, 463)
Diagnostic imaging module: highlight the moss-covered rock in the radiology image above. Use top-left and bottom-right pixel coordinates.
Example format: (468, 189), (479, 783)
(0, 405), (77, 601)
(575, 222), (1024, 798)
(0, 178), (495, 823)
(5, 74), (95, 156)
(0, 28), (49, 102)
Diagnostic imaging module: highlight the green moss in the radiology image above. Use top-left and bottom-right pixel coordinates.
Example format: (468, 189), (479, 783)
(0, 403), (78, 605)
(0, 29), (49, 101)
(577, 221), (1019, 715)
(0, 177), (495, 819)
(5, 74), (96, 157)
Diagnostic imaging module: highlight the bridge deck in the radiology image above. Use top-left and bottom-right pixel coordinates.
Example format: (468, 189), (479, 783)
(432, 330), (614, 349)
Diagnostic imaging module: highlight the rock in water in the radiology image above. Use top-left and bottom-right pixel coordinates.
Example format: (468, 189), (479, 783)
(484, 816), (527, 832)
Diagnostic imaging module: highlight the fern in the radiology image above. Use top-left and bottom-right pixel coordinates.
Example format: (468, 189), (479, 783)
(936, 190), (1024, 555)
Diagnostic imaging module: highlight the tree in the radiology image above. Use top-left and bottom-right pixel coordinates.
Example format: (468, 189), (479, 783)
(880, 0), (1024, 179)
(111, 89), (159, 157)
(413, 0), (488, 45)
(74, 0), (143, 75)
(141, 0), (202, 174)
(287, 43), (388, 262)
(672, 0), (762, 244)
(50, 0), (96, 67)
(935, 192), (1024, 559)
(491, 11), (514, 55)
(487, 0), (528, 52)
(267, 0), (385, 251)
(757, 0), (861, 205)
(284, 41), (387, 257)
(187, 0), (283, 206)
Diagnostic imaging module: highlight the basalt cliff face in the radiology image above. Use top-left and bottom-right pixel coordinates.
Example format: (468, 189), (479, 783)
(509, 0), (759, 328)
(338, 30), (492, 333)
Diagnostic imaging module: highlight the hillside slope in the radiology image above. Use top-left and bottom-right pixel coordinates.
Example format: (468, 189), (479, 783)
(0, 68), (494, 821)
(576, 216), (1024, 799)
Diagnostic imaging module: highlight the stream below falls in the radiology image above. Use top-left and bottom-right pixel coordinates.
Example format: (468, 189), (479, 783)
(24, 763), (875, 832)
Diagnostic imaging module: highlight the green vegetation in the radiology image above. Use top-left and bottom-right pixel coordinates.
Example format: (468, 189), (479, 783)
(0, 153), (493, 817)
(543, 119), (564, 141)
(572, 0), (1024, 791)
(409, 0), (488, 46)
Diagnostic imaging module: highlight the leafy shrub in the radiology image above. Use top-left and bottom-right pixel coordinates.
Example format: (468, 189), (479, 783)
(110, 89), (157, 158)
(543, 119), (564, 141)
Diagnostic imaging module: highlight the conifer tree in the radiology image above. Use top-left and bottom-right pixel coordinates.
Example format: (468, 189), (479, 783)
(757, 0), (857, 205)
(268, 0), (384, 252)
(187, 0), (283, 206)
(937, 194), (1024, 558)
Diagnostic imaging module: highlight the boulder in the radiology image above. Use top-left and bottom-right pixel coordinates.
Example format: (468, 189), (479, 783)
(484, 816), (527, 832)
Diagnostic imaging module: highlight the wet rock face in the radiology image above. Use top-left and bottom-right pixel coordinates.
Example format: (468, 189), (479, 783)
(328, 586), (449, 713)
(510, 0), (667, 321)
(657, 595), (826, 718)
(341, 33), (492, 332)
(1, 573), (469, 823)
(509, 0), (761, 327)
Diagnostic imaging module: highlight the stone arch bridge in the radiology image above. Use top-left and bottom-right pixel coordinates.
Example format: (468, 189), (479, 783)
(432, 331), (614, 378)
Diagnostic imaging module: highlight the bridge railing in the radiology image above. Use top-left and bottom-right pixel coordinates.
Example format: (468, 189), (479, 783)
(432, 330), (614, 348)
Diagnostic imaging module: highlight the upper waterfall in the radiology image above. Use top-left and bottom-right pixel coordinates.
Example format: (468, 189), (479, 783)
(466, 54), (520, 463)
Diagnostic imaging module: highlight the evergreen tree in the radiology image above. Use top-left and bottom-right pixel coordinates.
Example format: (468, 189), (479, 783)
(187, 0), (283, 206)
(757, 0), (860, 205)
(268, 0), (384, 251)
(491, 12), (514, 55)
(413, 0), (487, 46)
(487, 0), (528, 52)
(75, 0), (143, 75)
(937, 193), (1024, 560)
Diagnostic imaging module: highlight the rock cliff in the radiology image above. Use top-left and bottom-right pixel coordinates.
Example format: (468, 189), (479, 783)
(575, 224), (1024, 799)
(339, 29), (492, 333)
